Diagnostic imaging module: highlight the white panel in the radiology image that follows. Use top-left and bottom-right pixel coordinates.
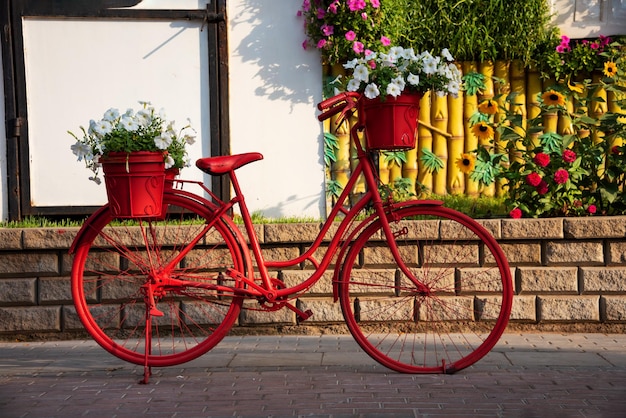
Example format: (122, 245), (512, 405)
(574, 0), (601, 21)
(228, 0), (324, 219)
(125, 0), (210, 9)
(22, 19), (209, 207)
(552, 0), (626, 37)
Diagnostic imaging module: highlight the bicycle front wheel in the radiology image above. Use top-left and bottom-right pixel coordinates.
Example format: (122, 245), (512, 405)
(71, 190), (247, 367)
(339, 204), (513, 373)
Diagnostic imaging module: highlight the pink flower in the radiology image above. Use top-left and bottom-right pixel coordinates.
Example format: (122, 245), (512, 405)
(302, 40), (307, 50)
(301, 0), (310, 11)
(526, 172), (542, 187)
(371, 0), (380, 7)
(554, 169), (569, 184)
(329, 1), (338, 13)
(316, 39), (327, 49)
(588, 205), (597, 214)
(533, 153), (550, 167)
(368, 59), (376, 69)
(599, 35), (611, 46)
(316, 7), (325, 19)
(345, 31), (356, 41)
(590, 42), (600, 50)
(353, 41), (364, 54)
(380, 36), (391, 46)
(361, 12), (367, 20)
(321, 24), (334, 36)
(536, 180), (549, 195)
(562, 149), (576, 163)
(348, 0), (366, 11)
(510, 208), (522, 219)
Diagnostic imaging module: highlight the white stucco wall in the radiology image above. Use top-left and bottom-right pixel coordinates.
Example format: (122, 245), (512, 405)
(227, 0), (324, 219)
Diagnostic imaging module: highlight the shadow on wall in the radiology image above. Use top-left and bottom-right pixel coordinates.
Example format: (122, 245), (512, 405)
(230, 0), (320, 106)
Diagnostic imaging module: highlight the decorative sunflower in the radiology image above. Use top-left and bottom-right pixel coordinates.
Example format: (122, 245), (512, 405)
(477, 99), (499, 115)
(604, 61), (618, 78)
(455, 153), (476, 174)
(471, 121), (494, 141)
(541, 90), (566, 107)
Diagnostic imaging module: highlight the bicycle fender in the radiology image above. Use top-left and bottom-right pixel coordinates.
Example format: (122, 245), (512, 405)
(69, 205), (111, 254)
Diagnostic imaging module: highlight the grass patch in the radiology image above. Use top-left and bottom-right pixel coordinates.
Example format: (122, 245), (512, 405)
(0, 198), (507, 228)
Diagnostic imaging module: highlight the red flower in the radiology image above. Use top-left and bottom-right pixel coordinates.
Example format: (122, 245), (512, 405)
(612, 145), (621, 155)
(554, 169), (569, 184)
(588, 205), (597, 214)
(536, 180), (549, 195)
(533, 153), (550, 167)
(509, 208), (522, 219)
(526, 172), (542, 187)
(562, 149), (576, 163)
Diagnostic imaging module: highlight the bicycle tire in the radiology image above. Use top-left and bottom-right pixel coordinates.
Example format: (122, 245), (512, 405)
(71, 190), (247, 367)
(339, 204), (513, 373)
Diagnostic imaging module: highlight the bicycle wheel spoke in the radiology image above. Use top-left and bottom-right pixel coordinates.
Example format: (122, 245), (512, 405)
(71, 191), (246, 367)
(340, 205), (512, 373)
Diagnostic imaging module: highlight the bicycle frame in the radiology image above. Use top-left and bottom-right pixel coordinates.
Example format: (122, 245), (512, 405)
(170, 92), (432, 306)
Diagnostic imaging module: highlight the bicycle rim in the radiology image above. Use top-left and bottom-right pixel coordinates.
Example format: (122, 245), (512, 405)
(71, 191), (246, 367)
(339, 205), (513, 373)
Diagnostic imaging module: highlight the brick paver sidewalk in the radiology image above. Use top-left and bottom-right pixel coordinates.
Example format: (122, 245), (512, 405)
(1, 333), (625, 417)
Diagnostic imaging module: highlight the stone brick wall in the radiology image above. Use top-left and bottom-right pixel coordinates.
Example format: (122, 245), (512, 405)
(0, 216), (625, 337)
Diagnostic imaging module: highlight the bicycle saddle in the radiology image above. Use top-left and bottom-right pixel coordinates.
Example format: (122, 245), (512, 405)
(196, 152), (264, 175)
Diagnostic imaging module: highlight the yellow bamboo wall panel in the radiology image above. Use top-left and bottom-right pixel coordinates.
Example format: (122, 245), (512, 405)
(417, 92), (433, 195)
(462, 61), (480, 197)
(331, 115), (351, 189)
(608, 89), (625, 148)
(447, 87), (465, 195)
(591, 73), (608, 145)
(526, 65), (543, 149)
(478, 60), (495, 197)
(432, 93), (449, 195)
(510, 60), (527, 163)
(350, 114), (366, 196)
(494, 60), (510, 197)
(402, 142), (419, 194)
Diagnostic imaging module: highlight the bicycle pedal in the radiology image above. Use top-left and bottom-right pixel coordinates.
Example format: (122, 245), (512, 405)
(299, 309), (314, 321)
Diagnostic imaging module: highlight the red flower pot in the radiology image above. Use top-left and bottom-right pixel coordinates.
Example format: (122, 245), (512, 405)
(361, 92), (421, 150)
(101, 151), (166, 218)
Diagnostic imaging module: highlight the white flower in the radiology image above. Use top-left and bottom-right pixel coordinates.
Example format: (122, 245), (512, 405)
(135, 109), (152, 127)
(183, 133), (196, 145)
(407, 73), (420, 86)
(119, 116), (140, 132)
(71, 142), (92, 161)
(386, 82), (402, 98)
(422, 56), (438, 75)
(392, 76), (406, 91)
(364, 83), (380, 99)
(164, 154), (175, 169)
(401, 48), (416, 60)
(447, 80), (461, 97)
(92, 119), (113, 136)
(389, 46), (403, 60)
(103, 108), (119, 121)
(442, 48), (454, 62)
(154, 132), (173, 149)
(347, 78), (362, 92)
(343, 58), (359, 69)
(353, 64), (370, 82)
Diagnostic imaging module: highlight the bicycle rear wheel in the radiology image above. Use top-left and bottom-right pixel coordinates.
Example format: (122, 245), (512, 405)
(71, 190), (247, 367)
(339, 204), (513, 373)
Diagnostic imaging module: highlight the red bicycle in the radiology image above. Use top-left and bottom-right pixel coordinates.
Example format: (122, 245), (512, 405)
(70, 92), (513, 383)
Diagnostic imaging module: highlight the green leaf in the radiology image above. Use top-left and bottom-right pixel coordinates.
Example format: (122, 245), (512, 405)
(382, 151), (408, 166)
(463, 72), (486, 96)
(539, 132), (564, 154)
(323, 132), (339, 166)
(420, 148), (444, 173)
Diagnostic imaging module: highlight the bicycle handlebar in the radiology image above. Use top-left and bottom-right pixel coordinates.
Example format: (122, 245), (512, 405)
(317, 92), (361, 124)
